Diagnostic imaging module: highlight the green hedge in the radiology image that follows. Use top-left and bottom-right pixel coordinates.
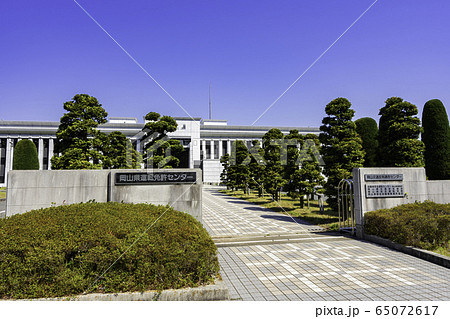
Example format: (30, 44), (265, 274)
(0, 202), (219, 299)
(364, 201), (450, 251)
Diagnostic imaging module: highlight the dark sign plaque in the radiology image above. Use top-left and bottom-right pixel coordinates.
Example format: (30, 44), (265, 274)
(115, 172), (197, 185)
(364, 174), (403, 181)
(366, 184), (404, 198)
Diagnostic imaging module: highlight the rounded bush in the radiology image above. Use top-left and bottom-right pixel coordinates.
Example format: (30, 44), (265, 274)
(364, 201), (450, 252)
(422, 99), (450, 180)
(0, 202), (219, 299)
(12, 139), (39, 170)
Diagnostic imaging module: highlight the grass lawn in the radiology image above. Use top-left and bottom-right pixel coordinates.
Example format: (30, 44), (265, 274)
(219, 189), (342, 231)
(0, 187), (5, 200)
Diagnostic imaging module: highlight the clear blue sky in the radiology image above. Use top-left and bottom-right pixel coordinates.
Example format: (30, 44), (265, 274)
(1, 0), (450, 127)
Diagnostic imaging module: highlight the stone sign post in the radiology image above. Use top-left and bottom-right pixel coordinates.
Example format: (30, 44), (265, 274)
(353, 167), (428, 238)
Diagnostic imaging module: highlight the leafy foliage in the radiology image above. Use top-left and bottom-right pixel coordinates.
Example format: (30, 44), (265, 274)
(262, 129), (286, 201)
(102, 131), (142, 169)
(319, 97), (364, 210)
(219, 141), (251, 193)
(51, 94), (108, 170)
(288, 134), (324, 208)
(248, 140), (266, 197)
(422, 99), (450, 180)
(365, 201), (450, 252)
(0, 202), (219, 299)
(12, 139), (39, 170)
(355, 117), (378, 167)
(142, 112), (183, 168)
(377, 97), (424, 167)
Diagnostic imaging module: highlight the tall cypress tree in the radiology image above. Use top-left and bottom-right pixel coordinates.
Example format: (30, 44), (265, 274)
(355, 117), (378, 167)
(13, 139), (39, 170)
(319, 97), (365, 210)
(377, 97), (424, 167)
(422, 99), (450, 179)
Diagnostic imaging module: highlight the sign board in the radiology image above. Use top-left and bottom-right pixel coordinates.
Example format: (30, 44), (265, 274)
(366, 184), (404, 198)
(115, 172), (197, 185)
(364, 174), (403, 181)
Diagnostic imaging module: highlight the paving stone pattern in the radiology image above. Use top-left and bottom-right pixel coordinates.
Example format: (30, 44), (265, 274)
(202, 186), (450, 301)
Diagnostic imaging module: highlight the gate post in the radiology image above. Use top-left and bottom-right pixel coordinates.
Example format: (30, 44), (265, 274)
(352, 168), (364, 238)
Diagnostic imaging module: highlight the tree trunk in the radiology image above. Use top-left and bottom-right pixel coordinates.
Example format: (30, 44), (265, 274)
(300, 196), (304, 208)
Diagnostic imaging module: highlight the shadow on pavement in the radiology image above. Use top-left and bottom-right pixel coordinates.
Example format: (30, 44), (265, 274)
(259, 214), (314, 225)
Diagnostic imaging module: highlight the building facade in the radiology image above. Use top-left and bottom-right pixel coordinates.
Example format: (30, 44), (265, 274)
(0, 117), (319, 187)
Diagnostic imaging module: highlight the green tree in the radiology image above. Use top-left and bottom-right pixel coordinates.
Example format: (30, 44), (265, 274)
(377, 97), (424, 167)
(102, 131), (142, 169)
(220, 153), (231, 189)
(319, 97), (365, 210)
(288, 134), (324, 208)
(230, 140), (251, 193)
(422, 99), (450, 179)
(142, 112), (183, 168)
(355, 117), (378, 167)
(248, 140), (265, 197)
(262, 128), (286, 201)
(51, 94), (108, 170)
(283, 130), (303, 196)
(13, 139), (39, 170)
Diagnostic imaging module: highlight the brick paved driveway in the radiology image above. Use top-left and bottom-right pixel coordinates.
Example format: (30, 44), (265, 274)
(202, 186), (450, 301)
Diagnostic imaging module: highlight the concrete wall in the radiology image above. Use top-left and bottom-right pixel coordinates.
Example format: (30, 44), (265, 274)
(353, 167), (450, 237)
(6, 169), (203, 222)
(426, 180), (450, 204)
(6, 170), (109, 217)
(109, 169), (202, 221)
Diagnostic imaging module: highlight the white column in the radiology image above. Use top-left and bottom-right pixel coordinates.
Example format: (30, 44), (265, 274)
(5, 138), (12, 185)
(38, 138), (44, 170)
(218, 139), (223, 159)
(49, 139), (54, 170)
(227, 140), (231, 156)
(202, 140), (206, 160)
(209, 140), (213, 159)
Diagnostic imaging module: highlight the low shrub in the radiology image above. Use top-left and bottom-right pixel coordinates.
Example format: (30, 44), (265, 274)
(0, 202), (219, 299)
(364, 201), (450, 252)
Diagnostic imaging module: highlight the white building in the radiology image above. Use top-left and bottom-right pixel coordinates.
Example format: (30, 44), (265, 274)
(0, 117), (319, 187)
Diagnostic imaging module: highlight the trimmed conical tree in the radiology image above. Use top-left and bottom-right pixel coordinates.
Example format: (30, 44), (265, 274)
(13, 139), (39, 170)
(319, 97), (365, 210)
(422, 99), (450, 180)
(377, 97), (424, 167)
(355, 117), (378, 167)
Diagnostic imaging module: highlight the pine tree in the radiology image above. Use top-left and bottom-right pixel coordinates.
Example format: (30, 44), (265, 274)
(422, 99), (450, 179)
(13, 139), (39, 170)
(289, 133), (324, 208)
(262, 129), (286, 201)
(248, 140), (265, 197)
(377, 97), (424, 167)
(355, 117), (378, 167)
(51, 94), (108, 169)
(229, 140), (251, 193)
(319, 97), (365, 210)
(102, 131), (142, 169)
(141, 112), (183, 168)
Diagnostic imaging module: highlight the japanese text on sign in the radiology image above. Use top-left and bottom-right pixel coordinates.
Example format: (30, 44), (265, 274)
(366, 184), (404, 198)
(115, 172), (197, 185)
(364, 174), (403, 181)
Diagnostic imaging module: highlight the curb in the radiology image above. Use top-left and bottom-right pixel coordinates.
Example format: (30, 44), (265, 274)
(363, 233), (450, 269)
(22, 280), (229, 301)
